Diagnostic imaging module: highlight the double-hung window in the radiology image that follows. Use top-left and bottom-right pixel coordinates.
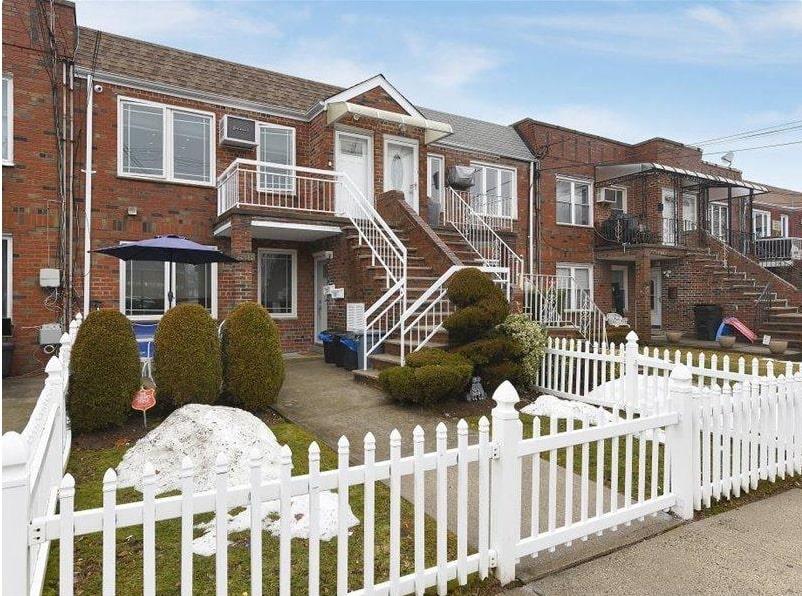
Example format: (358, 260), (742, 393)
(556, 263), (593, 311)
(427, 154), (445, 202)
(753, 210), (771, 239)
(258, 249), (297, 318)
(120, 250), (217, 319)
(258, 123), (296, 192)
(556, 176), (592, 226)
(470, 163), (516, 218)
(119, 97), (214, 184)
(2, 75), (13, 165)
(780, 214), (789, 238)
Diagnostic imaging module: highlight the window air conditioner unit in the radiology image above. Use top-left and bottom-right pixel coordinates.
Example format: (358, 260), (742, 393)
(596, 189), (616, 204)
(219, 115), (258, 148)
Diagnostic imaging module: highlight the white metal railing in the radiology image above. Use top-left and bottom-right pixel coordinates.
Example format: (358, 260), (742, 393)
(2, 313), (81, 596)
(398, 266), (510, 361)
(443, 189), (523, 286)
(449, 190), (515, 232)
(217, 159), (407, 367)
(523, 273), (607, 345)
(755, 236), (802, 266)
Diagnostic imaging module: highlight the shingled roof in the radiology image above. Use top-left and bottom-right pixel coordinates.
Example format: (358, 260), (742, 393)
(75, 27), (342, 116)
(75, 27), (535, 161)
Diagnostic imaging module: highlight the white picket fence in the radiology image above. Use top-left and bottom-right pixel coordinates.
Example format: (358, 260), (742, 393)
(535, 331), (802, 512)
(3, 313), (82, 596)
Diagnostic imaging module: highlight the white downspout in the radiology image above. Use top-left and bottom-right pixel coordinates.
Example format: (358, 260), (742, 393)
(82, 75), (94, 315)
(528, 160), (535, 275)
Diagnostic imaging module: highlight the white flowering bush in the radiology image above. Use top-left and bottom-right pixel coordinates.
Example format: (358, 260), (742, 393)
(497, 314), (548, 389)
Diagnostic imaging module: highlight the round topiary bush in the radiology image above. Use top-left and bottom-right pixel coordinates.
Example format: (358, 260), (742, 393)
(456, 336), (522, 392)
(221, 301), (285, 411)
(68, 309), (141, 433)
(443, 268), (509, 346)
(379, 348), (473, 405)
(154, 303), (222, 409)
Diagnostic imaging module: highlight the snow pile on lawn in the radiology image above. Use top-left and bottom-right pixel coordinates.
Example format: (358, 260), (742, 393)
(116, 404), (358, 556)
(521, 395), (619, 425)
(584, 374), (665, 415)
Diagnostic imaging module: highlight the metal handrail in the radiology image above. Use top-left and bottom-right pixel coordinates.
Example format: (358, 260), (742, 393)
(443, 188), (524, 286)
(755, 282), (772, 329)
(523, 273), (607, 345)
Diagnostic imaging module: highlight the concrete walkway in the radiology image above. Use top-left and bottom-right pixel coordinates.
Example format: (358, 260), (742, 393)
(2, 374), (45, 433)
(511, 488), (802, 595)
(276, 357), (679, 580)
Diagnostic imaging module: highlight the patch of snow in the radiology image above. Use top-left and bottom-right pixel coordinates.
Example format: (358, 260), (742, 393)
(521, 395), (619, 425)
(116, 404), (358, 557)
(192, 492), (358, 557)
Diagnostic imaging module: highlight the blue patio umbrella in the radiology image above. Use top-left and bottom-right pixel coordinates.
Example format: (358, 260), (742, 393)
(92, 235), (238, 308)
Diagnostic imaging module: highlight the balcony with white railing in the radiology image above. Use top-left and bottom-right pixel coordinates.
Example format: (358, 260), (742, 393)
(217, 159), (342, 217)
(755, 236), (802, 267)
(448, 190), (515, 232)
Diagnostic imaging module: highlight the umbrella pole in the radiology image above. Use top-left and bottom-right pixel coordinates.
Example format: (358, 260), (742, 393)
(168, 261), (174, 309)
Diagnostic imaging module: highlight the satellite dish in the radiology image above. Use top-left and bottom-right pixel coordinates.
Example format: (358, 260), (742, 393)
(721, 151), (735, 166)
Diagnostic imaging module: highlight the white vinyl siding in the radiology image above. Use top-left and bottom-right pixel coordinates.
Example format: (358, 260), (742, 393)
(2, 76), (13, 164)
(258, 124), (296, 192)
(118, 97), (215, 185)
(258, 249), (297, 318)
(557, 176), (592, 226)
(470, 163), (517, 218)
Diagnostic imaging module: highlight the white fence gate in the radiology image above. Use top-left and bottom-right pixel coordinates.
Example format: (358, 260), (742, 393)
(3, 314), (82, 595)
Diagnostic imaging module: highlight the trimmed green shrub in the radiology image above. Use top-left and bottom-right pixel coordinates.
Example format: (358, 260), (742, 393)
(221, 302), (284, 411)
(497, 314), (548, 390)
(443, 268), (509, 346)
(154, 303), (221, 409)
(68, 309), (141, 433)
(457, 335), (522, 392)
(379, 348), (473, 405)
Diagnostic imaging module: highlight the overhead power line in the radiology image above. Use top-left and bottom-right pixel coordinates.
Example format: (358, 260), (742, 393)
(702, 140), (802, 156)
(690, 119), (802, 146)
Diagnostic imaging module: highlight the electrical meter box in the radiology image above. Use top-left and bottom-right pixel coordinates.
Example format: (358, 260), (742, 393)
(39, 323), (63, 345)
(39, 268), (61, 288)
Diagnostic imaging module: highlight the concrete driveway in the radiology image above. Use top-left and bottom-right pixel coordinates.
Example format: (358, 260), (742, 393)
(275, 357), (680, 580)
(512, 488), (802, 595)
(2, 374), (45, 433)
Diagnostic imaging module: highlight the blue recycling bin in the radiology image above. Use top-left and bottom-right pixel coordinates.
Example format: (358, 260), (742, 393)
(318, 330), (337, 364)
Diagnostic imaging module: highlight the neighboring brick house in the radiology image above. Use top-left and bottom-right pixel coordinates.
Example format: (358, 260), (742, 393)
(3, 0), (800, 377)
(514, 119), (802, 342)
(2, 0), (536, 375)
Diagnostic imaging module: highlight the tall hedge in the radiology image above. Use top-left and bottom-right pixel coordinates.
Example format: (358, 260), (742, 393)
(68, 309), (141, 433)
(154, 303), (221, 409)
(221, 301), (285, 411)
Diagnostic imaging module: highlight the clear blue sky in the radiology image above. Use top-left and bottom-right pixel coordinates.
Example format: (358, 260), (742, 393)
(76, 0), (802, 191)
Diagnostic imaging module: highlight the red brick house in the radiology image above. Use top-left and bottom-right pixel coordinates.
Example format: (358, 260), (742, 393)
(3, 0), (801, 377)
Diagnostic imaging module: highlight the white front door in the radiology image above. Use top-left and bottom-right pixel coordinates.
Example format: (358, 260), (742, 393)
(682, 193), (697, 231)
(662, 190), (676, 245)
(650, 267), (662, 327)
(384, 137), (419, 212)
(335, 131), (371, 213)
(314, 256), (329, 342)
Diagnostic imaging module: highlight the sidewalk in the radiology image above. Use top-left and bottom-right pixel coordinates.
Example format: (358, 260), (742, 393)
(275, 357), (679, 579)
(511, 488), (802, 595)
(2, 374), (45, 433)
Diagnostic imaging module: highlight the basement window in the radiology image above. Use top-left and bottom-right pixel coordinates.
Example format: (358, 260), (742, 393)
(118, 97), (215, 185)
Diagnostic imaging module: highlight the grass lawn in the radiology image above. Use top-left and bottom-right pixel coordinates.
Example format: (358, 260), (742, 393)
(43, 415), (501, 595)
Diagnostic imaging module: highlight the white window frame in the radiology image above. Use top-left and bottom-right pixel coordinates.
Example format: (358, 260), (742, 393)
(470, 161), (518, 219)
(779, 214), (789, 237)
(257, 248), (297, 319)
(427, 153), (445, 203)
(118, 245), (218, 320)
(2, 75), (13, 166)
(610, 264), (629, 312)
(117, 96), (216, 187)
(709, 203), (729, 241)
(2, 235), (12, 320)
(556, 175), (593, 227)
(599, 186), (626, 212)
(753, 209), (771, 239)
(682, 192), (698, 227)
(556, 262), (594, 310)
(257, 122), (297, 193)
